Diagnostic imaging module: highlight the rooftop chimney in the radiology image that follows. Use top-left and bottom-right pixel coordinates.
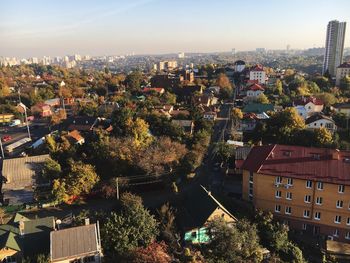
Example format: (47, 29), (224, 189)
(85, 218), (90, 226)
(19, 220), (25, 237)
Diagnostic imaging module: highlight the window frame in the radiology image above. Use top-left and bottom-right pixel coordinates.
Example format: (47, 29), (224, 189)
(285, 206), (292, 215)
(303, 210), (310, 218)
(338, 185), (345, 193)
(304, 195), (311, 203)
(335, 215), (342, 224)
(306, 180), (312, 189)
(275, 176), (282, 184)
(314, 211), (321, 220)
(336, 200), (344, 209)
(275, 190), (282, 198)
(317, 181), (324, 190)
(275, 204), (281, 213)
(316, 197), (323, 205)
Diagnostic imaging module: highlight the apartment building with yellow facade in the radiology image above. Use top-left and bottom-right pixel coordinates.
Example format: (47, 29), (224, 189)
(242, 144), (350, 242)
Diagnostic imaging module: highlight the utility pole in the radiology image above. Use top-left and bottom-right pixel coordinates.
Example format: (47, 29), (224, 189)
(116, 177), (119, 200)
(0, 138), (4, 159)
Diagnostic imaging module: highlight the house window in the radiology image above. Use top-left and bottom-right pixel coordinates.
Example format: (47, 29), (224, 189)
(347, 217), (350, 225)
(316, 197), (323, 205)
(275, 190), (282, 198)
(346, 232), (350, 240)
(317, 182), (323, 190)
(326, 123), (334, 129)
(287, 178), (293, 186)
(333, 229), (339, 237)
(191, 231), (197, 238)
(285, 206), (292, 215)
(275, 205), (281, 213)
(303, 210), (310, 218)
(275, 176), (282, 184)
(314, 212), (321, 220)
(304, 195), (311, 203)
(83, 256), (96, 263)
(306, 180), (312, 188)
(335, 215), (342, 224)
(302, 223), (307, 230)
(336, 200), (343, 208)
(338, 185), (345, 193)
(286, 192), (292, 200)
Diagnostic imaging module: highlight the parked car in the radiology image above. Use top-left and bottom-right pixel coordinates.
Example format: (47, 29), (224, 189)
(1, 135), (12, 142)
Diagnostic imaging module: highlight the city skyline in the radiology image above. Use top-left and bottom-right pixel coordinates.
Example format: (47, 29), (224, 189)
(1, 0), (350, 57)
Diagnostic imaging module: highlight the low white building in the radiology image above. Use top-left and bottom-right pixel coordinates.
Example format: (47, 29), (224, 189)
(305, 113), (336, 133)
(246, 84), (265, 98)
(249, 65), (266, 84)
(293, 97), (324, 119)
(234, 60), (246, 73)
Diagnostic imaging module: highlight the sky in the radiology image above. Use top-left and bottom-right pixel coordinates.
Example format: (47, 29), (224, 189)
(0, 0), (349, 57)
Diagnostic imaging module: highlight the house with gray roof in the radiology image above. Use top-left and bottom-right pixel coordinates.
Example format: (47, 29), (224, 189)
(1, 154), (50, 205)
(50, 222), (103, 263)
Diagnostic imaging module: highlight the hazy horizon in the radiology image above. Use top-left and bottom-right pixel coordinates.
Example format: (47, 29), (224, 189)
(1, 0), (349, 58)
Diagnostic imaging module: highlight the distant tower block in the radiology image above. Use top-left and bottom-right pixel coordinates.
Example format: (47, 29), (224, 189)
(286, 44), (290, 51)
(232, 48), (236, 55)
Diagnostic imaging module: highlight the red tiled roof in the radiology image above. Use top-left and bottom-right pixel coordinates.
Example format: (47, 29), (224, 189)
(294, 97), (324, 106)
(248, 84), (265, 91)
(242, 144), (350, 185)
(251, 64), (264, 72)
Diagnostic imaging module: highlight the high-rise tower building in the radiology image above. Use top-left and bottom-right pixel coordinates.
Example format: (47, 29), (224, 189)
(322, 20), (346, 76)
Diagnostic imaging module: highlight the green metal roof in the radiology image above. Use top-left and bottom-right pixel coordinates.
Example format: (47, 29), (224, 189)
(243, 103), (274, 114)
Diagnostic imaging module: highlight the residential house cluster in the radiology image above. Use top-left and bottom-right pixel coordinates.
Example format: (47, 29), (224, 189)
(0, 213), (102, 263)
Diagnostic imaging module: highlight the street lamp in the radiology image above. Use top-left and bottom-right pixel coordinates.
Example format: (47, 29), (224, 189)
(18, 102), (31, 140)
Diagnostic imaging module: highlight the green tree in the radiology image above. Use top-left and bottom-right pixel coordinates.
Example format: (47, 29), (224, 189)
(0, 79), (10, 97)
(111, 107), (135, 136)
(313, 76), (330, 91)
(206, 218), (261, 263)
(281, 242), (304, 263)
(51, 179), (69, 203)
(314, 127), (333, 146)
(126, 71), (143, 91)
(315, 92), (337, 107)
(275, 79), (283, 95)
(127, 117), (153, 147)
(264, 107), (305, 143)
(162, 92), (176, 104)
(213, 142), (235, 162)
(231, 107), (243, 125)
(67, 162), (99, 196)
(256, 93), (269, 104)
(102, 193), (159, 257)
(42, 158), (61, 180)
